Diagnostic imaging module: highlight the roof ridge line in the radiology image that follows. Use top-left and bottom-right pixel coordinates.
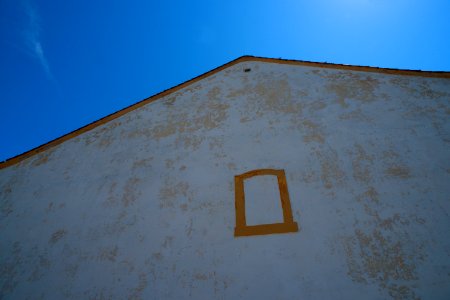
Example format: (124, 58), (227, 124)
(241, 55), (450, 76)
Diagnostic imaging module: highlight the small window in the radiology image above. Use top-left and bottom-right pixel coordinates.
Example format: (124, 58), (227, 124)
(234, 169), (299, 237)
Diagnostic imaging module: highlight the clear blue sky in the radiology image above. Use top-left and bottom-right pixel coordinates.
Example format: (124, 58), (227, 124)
(1, 0), (449, 162)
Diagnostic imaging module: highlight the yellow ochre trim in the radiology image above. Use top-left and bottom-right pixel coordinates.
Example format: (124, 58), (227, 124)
(234, 169), (299, 237)
(1, 56), (450, 169)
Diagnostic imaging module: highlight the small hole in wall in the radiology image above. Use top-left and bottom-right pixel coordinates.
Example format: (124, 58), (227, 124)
(244, 68), (251, 72)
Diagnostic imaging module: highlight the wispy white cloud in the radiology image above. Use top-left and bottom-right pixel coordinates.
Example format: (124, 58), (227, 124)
(21, 0), (54, 80)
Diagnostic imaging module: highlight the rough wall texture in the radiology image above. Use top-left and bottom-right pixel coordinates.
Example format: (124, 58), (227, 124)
(1, 60), (450, 299)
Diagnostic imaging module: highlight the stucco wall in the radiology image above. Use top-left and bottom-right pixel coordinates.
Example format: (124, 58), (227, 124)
(1, 60), (450, 299)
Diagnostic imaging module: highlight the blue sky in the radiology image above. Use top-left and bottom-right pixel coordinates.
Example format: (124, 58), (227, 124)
(1, 0), (449, 162)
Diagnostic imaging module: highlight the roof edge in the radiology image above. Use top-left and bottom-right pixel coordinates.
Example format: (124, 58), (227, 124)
(1, 55), (449, 169)
(243, 56), (450, 78)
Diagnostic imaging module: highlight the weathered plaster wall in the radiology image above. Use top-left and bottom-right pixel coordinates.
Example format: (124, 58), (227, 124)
(1, 61), (450, 299)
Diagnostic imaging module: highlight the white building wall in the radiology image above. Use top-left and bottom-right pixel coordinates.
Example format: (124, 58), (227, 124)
(1, 60), (450, 299)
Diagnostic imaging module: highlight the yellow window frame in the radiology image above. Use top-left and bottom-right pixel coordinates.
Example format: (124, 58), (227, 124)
(234, 169), (299, 237)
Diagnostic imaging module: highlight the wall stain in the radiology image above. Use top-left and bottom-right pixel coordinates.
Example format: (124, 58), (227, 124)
(165, 159), (174, 169)
(343, 185), (427, 299)
(185, 218), (193, 238)
(152, 252), (163, 261)
(339, 109), (372, 122)
(122, 177), (141, 207)
(228, 77), (303, 124)
(0, 183), (13, 217)
(195, 273), (208, 280)
(49, 229), (67, 244)
(179, 203), (188, 212)
(208, 136), (224, 151)
(159, 180), (190, 209)
(98, 245), (118, 262)
(255, 79), (299, 114)
(349, 144), (374, 184)
(64, 263), (79, 279)
(164, 96), (177, 106)
(175, 134), (204, 151)
(84, 121), (121, 148)
(132, 157), (153, 170)
(0, 242), (21, 297)
(382, 149), (400, 159)
(385, 165), (411, 179)
(27, 254), (51, 282)
(207, 86), (221, 99)
(325, 72), (380, 108)
(379, 213), (409, 231)
(129, 272), (148, 300)
(162, 236), (174, 249)
(103, 182), (118, 208)
(357, 186), (379, 204)
(131, 88), (230, 153)
(307, 100), (327, 112)
(390, 77), (448, 101)
(87, 208), (137, 239)
(298, 169), (318, 183)
(227, 162), (237, 171)
(184, 83), (203, 94)
(343, 225), (424, 299)
(315, 147), (346, 189)
(31, 148), (56, 167)
(301, 120), (325, 143)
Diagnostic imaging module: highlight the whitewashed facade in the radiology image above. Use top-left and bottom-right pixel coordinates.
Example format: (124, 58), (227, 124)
(1, 57), (450, 299)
